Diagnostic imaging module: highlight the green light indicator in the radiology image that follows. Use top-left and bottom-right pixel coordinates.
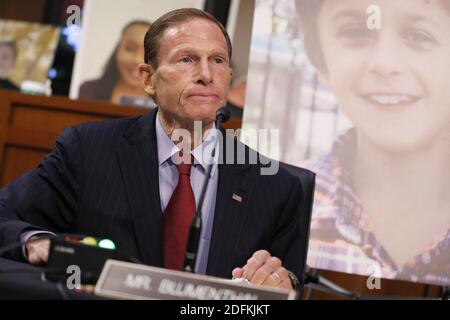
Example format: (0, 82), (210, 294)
(98, 239), (116, 250)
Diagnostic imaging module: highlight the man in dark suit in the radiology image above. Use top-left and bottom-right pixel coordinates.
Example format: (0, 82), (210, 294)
(0, 8), (304, 291)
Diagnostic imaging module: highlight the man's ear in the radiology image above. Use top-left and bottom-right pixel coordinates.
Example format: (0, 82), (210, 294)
(138, 63), (156, 95)
(227, 66), (233, 85)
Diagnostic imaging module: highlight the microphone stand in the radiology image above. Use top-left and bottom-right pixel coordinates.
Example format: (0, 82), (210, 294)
(183, 108), (231, 273)
(304, 269), (360, 299)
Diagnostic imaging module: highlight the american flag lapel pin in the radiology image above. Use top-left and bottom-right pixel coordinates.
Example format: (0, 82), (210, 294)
(232, 193), (243, 203)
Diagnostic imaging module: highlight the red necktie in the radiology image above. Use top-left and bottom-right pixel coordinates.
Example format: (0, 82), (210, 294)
(163, 155), (196, 270)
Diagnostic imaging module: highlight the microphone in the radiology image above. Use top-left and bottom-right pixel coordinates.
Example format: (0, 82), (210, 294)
(215, 106), (231, 125)
(183, 107), (231, 273)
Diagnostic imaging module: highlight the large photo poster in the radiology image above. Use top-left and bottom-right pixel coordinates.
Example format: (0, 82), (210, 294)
(0, 19), (60, 92)
(243, 0), (450, 286)
(70, 0), (201, 107)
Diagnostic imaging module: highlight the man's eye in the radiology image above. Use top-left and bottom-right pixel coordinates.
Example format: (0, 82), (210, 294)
(180, 57), (192, 63)
(214, 57), (224, 64)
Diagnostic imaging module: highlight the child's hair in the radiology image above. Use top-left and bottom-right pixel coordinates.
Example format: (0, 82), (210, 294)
(295, 0), (326, 71)
(295, 0), (450, 72)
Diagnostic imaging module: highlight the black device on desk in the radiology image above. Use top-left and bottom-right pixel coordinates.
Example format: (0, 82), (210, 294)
(0, 258), (102, 299)
(45, 235), (121, 284)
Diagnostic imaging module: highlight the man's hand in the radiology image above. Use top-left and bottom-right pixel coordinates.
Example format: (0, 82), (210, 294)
(232, 250), (292, 290)
(25, 236), (50, 265)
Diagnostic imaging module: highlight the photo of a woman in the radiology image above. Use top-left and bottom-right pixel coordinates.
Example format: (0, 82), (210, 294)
(79, 20), (152, 105)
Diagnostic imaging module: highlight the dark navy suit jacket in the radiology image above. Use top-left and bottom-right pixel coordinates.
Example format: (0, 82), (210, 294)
(0, 108), (305, 280)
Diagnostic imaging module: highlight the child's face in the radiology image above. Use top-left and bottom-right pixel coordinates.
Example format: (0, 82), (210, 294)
(317, 0), (450, 152)
(0, 44), (15, 79)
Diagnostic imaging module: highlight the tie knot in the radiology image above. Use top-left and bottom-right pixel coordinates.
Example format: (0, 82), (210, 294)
(176, 163), (192, 176)
(176, 152), (193, 176)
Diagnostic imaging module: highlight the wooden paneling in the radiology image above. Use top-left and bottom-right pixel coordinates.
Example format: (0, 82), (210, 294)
(0, 90), (148, 187)
(223, 117), (242, 131)
(0, 0), (46, 23)
(10, 106), (111, 133)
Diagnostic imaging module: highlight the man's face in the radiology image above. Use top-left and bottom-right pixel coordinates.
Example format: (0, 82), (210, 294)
(143, 18), (232, 126)
(0, 44), (15, 79)
(317, 0), (450, 152)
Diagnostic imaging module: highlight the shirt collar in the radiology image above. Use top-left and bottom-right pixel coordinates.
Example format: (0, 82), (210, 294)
(155, 111), (219, 177)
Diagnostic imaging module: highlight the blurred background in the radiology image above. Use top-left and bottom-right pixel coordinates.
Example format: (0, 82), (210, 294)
(0, 0), (253, 114)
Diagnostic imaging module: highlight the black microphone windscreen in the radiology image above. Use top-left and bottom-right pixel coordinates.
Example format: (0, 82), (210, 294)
(216, 107), (231, 124)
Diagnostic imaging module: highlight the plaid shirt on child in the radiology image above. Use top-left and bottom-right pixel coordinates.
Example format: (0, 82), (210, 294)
(306, 129), (450, 286)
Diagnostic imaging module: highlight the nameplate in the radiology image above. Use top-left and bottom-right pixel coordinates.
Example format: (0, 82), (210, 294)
(95, 260), (297, 300)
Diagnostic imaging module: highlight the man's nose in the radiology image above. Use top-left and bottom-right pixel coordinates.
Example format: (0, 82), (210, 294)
(195, 58), (213, 85)
(367, 34), (406, 79)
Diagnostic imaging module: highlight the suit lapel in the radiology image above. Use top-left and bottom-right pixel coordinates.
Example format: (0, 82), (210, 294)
(206, 134), (253, 277)
(117, 109), (164, 266)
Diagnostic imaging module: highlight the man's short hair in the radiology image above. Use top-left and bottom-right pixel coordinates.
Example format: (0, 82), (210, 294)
(0, 41), (18, 62)
(144, 8), (232, 70)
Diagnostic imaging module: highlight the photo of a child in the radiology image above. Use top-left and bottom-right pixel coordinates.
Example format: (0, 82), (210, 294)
(244, 0), (450, 286)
